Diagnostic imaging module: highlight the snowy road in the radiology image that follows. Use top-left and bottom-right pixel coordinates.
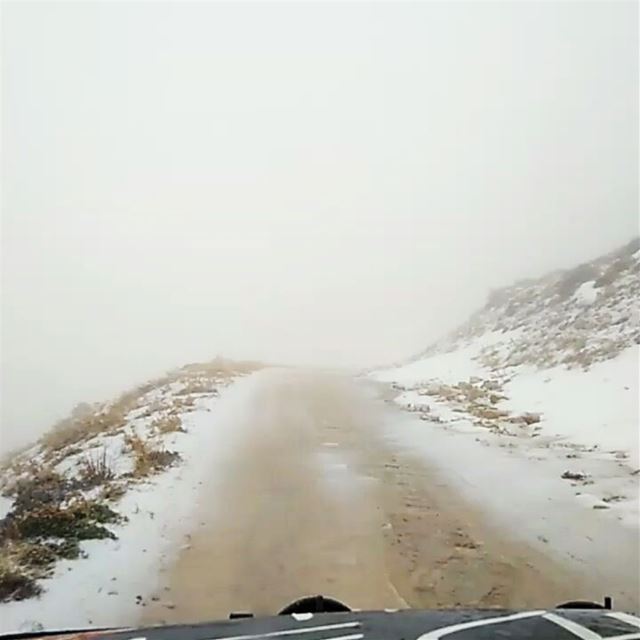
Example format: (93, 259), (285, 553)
(140, 369), (639, 624)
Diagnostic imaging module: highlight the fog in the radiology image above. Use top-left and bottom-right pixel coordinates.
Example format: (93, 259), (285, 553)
(1, 1), (637, 452)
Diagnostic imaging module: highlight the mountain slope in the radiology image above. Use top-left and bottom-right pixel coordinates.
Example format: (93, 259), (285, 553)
(372, 238), (640, 527)
(418, 236), (639, 371)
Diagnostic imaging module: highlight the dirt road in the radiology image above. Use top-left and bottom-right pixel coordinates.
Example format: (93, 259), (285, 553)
(141, 370), (629, 624)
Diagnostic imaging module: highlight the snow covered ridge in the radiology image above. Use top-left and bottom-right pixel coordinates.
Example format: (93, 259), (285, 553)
(371, 238), (639, 530)
(419, 236), (640, 371)
(0, 358), (261, 611)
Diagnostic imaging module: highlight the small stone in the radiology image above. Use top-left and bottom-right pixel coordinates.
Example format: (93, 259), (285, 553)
(561, 470), (588, 481)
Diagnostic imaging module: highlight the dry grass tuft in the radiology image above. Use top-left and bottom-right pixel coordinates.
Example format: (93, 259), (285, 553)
(0, 550), (43, 602)
(514, 412), (542, 425)
(41, 408), (127, 455)
(39, 388), (150, 456)
(178, 357), (262, 382)
(167, 396), (197, 414)
(151, 415), (185, 435)
(99, 481), (127, 503)
(78, 448), (116, 488)
(0, 534), (88, 601)
(123, 434), (180, 478)
(175, 379), (216, 395)
(468, 406), (510, 421)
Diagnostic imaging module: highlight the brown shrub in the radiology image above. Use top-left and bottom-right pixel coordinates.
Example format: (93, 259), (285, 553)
(470, 406), (510, 421)
(0, 552), (42, 602)
(41, 408), (127, 453)
(39, 386), (151, 454)
(99, 481), (127, 503)
(179, 357), (262, 380)
(175, 379), (215, 395)
(508, 413), (542, 426)
(123, 434), (180, 478)
(151, 415), (185, 435)
(10, 468), (71, 513)
(78, 449), (116, 488)
(456, 382), (485, 402)
(169, 396), (196, 413)
(138, 400), (169, 419)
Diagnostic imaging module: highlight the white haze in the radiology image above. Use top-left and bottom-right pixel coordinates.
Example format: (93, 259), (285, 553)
(1, 1), (638, 452)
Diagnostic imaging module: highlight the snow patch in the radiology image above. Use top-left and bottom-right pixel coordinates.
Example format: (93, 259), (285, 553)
(502, 345), (639, 464)
(0, 495), (13, 520)
(572, 280), (599, 306)
(373, 337), (491, 386)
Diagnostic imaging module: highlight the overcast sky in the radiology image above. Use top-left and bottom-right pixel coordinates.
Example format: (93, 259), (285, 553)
(1, 0), (638, 451)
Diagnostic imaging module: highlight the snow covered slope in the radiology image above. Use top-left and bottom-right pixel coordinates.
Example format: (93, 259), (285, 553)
(0, 358), (261, 632)
(416, 237), (639, 371)
(372, 238), (639, 528)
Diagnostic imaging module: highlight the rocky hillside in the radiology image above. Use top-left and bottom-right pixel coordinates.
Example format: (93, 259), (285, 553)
(418, 236), (639, 371)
